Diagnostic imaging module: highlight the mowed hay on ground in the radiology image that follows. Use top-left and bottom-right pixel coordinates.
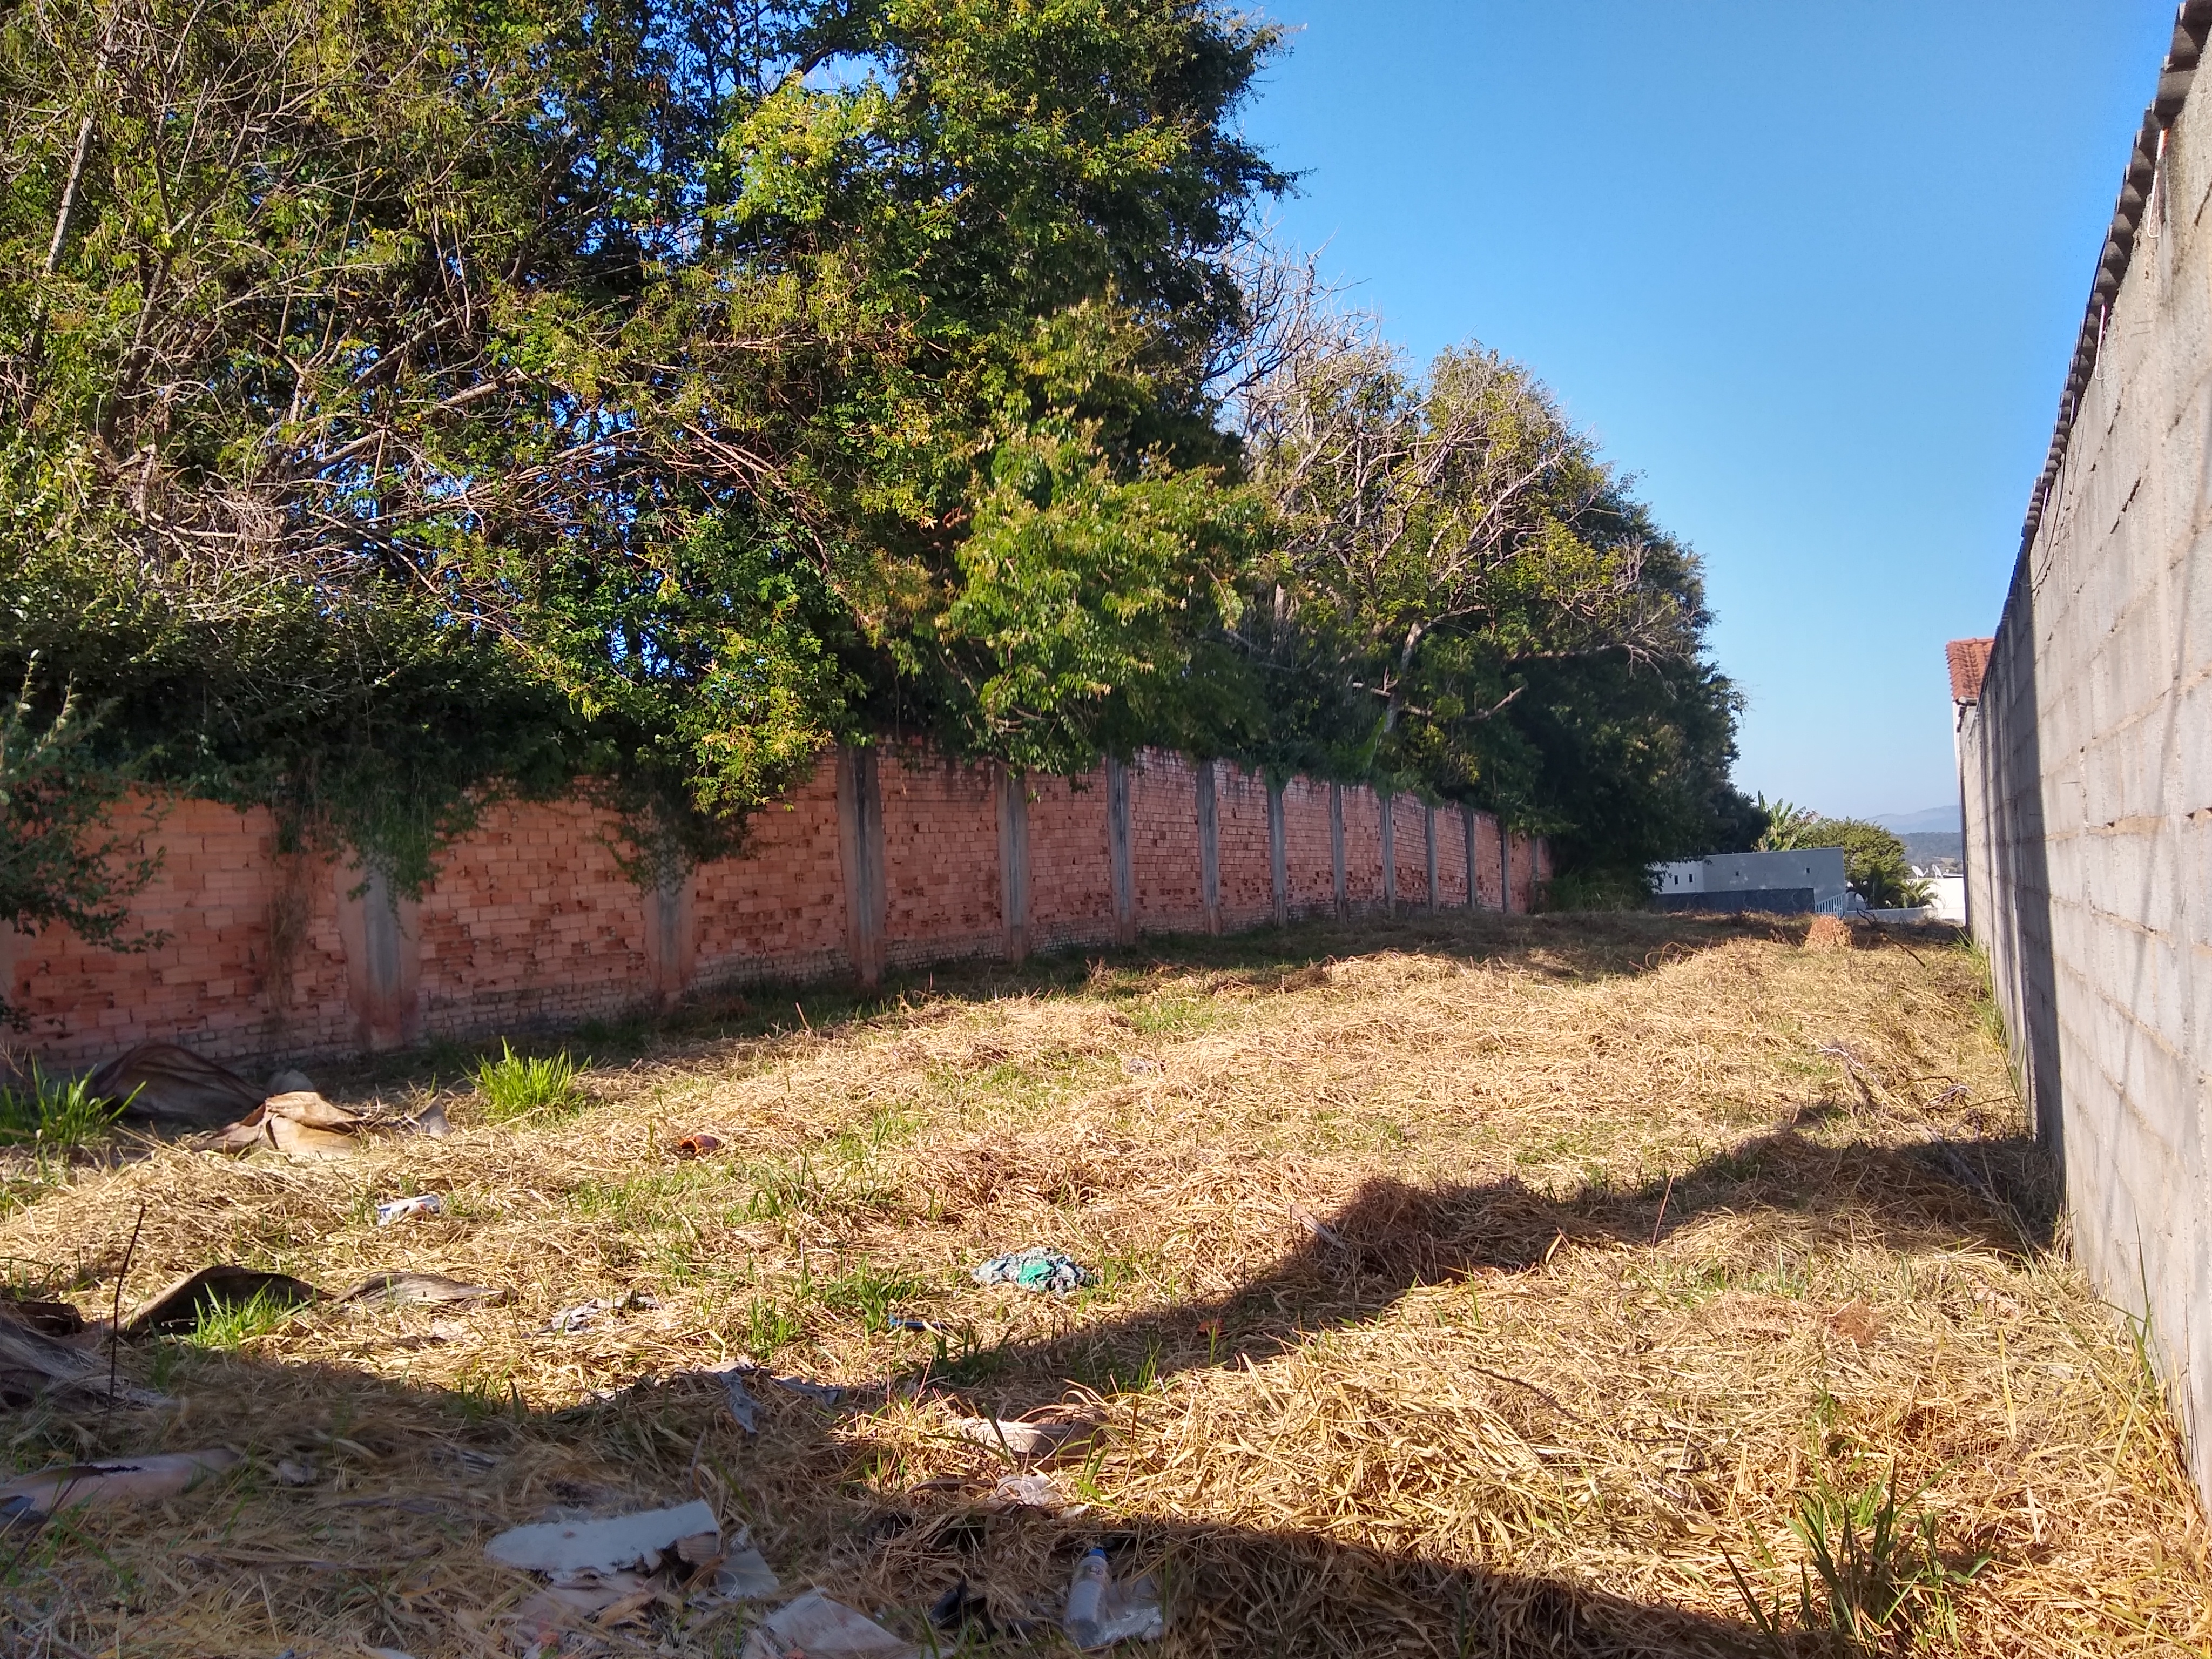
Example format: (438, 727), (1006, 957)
(0, 913), (2204, 1657)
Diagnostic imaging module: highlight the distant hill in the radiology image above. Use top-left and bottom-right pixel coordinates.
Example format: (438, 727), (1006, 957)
(1900, 831), (1962, 868)
(1873, 806), (1960, 835)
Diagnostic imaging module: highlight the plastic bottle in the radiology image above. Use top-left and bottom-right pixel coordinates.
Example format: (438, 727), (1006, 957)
(1062, 1548), (1165, 1649)
(1063, 1548), (1112, 1647)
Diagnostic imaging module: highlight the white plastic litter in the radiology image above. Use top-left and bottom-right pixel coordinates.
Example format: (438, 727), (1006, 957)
(741, 1589), (916, 1659)
(485, 1499), (718, 1575)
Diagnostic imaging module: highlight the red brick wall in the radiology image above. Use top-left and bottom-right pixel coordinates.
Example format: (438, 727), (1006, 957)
(4, 797), (354, 1068)
(1214, 764), (1273, 927)
(1129, 750), (1204, 933)
(6, 751), (1547, 1071)
(1508, 832), (1539, 914)
(1026, 770), (1114, 951)
(1279, 778), (1335, 916)
(1340, 785), (1385, 912)
(879, 751), (1001, 968)
(414, 798), (646, 1039)
(693, 754), (847, 988)
(1390, 794), (1429, 909)
(1473, 812), (1505, 910)
(1434, 806), (1469, 907)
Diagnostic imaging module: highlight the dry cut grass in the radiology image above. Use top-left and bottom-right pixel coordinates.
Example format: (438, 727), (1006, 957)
(0, 911), (2204, 1657)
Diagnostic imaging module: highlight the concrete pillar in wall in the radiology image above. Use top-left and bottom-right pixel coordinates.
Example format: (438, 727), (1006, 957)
(641, 865), (697, 1006)
(997, 766), (1031, 962)
(1267, 779), (1288, 927)
(1328, 783), (1347, 920)
(1462, 808), (1478, 910)
(1105, 756), (1136, 946)
(1379, 791), (1397, 919)
(837, 745), (887, 986)
(1424, 805), (1438, 914)
(1196, 759), (1221, 934)
(335, 861), (422, 1051)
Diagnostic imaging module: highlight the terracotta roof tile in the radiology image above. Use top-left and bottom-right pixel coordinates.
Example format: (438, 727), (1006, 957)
(1946, 638), (1993, 704)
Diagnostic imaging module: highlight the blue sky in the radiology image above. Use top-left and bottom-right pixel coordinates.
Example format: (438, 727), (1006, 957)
(1238, 2), (2175, 820)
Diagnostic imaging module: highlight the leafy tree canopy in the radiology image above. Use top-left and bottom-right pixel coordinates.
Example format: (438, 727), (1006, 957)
(2, 0), (1750, 952)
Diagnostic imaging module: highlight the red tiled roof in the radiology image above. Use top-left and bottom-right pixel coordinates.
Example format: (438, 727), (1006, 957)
(1946, 638), (1993, 704)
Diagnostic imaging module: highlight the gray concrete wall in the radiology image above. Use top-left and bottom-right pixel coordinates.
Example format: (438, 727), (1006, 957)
(1959, 32), (2212, 1507)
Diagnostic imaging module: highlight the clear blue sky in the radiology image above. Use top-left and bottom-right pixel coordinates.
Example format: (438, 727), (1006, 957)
(1238, 2), (2176, 820)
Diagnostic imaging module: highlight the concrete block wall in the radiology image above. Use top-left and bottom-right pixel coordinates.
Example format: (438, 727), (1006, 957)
(1958, 35), (2212, 1508)
(4, 747), (1543, 1074)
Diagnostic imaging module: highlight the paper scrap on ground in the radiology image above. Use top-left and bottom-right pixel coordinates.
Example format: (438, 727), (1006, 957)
(339, 1272), (501, 1307)
(714, 1366), (762, 1432)
(955, 1417), (1073, 1457)
(741, 1590), (916, 1659)
(485, 1499), (718, 1575)
(0, 1449), (240, 1525)
(708, 1547), (781, 1601)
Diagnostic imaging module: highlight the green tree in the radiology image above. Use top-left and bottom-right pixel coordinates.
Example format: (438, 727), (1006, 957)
(2, 0), (1283, 884)
(1759, 804), (1929, 909)
(1224, 254), (1750, 872)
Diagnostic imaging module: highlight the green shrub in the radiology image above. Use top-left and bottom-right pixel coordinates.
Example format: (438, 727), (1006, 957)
(472, 1042), (584, 1123)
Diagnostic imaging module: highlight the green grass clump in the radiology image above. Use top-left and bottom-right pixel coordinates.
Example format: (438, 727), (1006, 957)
(741, 1297), (805, 1360)
(0, 1067), (124, 1150)
(816, 1260), (927, 1334)
(186, 1285), (306, 1351)
(1731, 1467), (1987, 1655)
(473, 1042), (585, 1123)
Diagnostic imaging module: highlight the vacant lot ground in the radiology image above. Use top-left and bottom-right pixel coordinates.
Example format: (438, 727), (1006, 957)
(1, 913), (2205, 1656)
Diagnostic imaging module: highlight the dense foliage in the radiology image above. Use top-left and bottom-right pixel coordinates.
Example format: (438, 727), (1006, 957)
(2, 0), (1750, 962)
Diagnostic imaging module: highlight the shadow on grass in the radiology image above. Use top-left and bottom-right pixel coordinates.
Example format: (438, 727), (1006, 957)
(894, 1125), (2058, 1417)
(1, 1115), (2049, 1657)
(319, 908), (1887, 1101)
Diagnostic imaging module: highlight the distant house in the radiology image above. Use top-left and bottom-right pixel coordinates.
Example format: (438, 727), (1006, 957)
(1946, 637), (1993, 932)
(1648, 848), (1851, 915)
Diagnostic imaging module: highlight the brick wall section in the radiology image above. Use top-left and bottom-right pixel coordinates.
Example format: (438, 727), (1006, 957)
(1389, 794), (1429, 909)
(1340, 785), (1385, 912)
(693, 755), (848, 990)
(1956, 63), (2212, 1508)
(1472, 812), (1505, 910)
(879, 750), (1001, 968)
(1508, 832), (1543, 914)
(416, 798), (646, 1038)
(1278, 779), (1336, 916)
(5, 797), (353, 1067)
(1434, 807), (1469, 907)
(1214, 764), (1274, 928)
(1128, 751), (1204, 934)
(6, 749), (1549, 1075)
(1024, 770), (1115, 952)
